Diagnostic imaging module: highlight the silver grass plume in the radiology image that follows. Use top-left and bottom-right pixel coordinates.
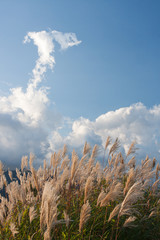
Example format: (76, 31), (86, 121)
(70, 150), (78, 183)
(109, 138), (120, 156)
(40, 182), (59, 237)
(97, 190), (106, 206)
(128, 156), (136, 169)
(63, 210), (70, 228)
(100, 182), (123, 207)
(105, 136), (111, 150)
(0, 161), (4, 176)
(29, 206), (37, 223)
(10, 222), (18, 237)
(21, 155), (28, 172)
(123, 168), (136, 195)
(83, 142), (91, 155)
(29, 153), (35, 169)
(88, 144), (98, 170)
(62, 144), (67, 158)
(123, 216), (137, 228)
(79, 200), (91, 232)
(118, 181), (144, 217)
(108, 203), (121, 222)
(84, 175), (93, 203)
(31, 167), (39, 193)
(126, 141), (137, 158)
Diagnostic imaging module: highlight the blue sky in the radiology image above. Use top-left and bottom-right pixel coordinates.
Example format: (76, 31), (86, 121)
(0, 0), (160, 167)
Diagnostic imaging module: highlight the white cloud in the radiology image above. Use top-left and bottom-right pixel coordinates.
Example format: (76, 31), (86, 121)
(0, 29), (81, 167)
(0, 29), (81, 127)
(46, 103), (160, 161)
(24, 30), (81, 88)
(0, 113), (48, 168)
(51, 30), (82, 50)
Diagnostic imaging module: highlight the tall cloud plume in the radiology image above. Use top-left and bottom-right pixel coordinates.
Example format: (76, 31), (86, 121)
(0, 30), (81, 127)
(0, 30), (81, 167)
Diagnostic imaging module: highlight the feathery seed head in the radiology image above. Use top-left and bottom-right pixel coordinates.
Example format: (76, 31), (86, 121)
(62, 144), (67, 158)
(105, 136), (111, 150)
(79, 200), (91, 232)
(83, 142), (91, 155)
(126, 141), (137, 158)
(0, 161), (4, 176)
(109, 138), (120, 155)
(10, 223), (18, 237)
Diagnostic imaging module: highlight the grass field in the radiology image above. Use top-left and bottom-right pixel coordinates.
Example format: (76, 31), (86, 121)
(0, 137), (160, 240)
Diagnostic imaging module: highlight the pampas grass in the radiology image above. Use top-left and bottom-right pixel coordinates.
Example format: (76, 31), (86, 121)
(0, 137), (160, 239)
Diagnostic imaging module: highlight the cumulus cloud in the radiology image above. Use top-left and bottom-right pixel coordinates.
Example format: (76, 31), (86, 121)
(46, 103), (160, 161)
(0, 29), (81, 167)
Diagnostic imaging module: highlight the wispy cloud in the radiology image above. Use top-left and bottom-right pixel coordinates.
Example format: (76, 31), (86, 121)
(24, 30), (81, 88)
